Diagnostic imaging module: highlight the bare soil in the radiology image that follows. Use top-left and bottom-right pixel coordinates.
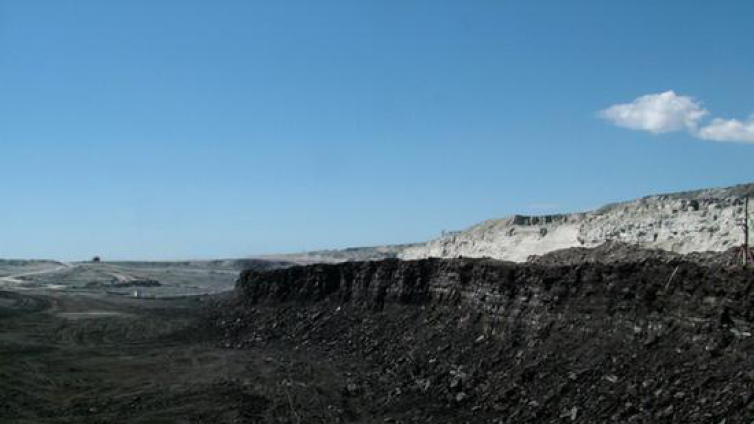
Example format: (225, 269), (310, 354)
(2, 246), (753, 423)
(0, 291), (350, 423)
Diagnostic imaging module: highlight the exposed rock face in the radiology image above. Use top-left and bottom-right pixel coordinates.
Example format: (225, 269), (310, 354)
(400, 183), (754, 262)
(237, 256), (753, 320)
(225, 253), (754, 422)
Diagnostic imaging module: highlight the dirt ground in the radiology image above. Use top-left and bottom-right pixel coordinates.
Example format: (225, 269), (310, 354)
(0, 290), (356, 424)
(2, 246), (753, 423)
(220, 250), (754, 423)
(0, 261), (244, 297)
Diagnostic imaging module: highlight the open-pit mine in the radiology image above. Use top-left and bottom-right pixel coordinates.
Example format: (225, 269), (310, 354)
(1, 183), (753, 423)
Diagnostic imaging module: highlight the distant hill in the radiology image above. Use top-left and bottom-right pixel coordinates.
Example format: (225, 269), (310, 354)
(257, 244), (419, 265)
(0, 259), (65, 278)
(262, 182), (753, 263)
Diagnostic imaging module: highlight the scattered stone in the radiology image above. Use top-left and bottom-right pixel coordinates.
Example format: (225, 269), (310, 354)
(209, 249), (754, 423)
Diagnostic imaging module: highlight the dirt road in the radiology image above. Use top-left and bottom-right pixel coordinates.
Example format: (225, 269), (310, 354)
(0, 263), (73, 286)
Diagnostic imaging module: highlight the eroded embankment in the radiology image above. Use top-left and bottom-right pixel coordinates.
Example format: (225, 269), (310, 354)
(220, 257), (754, 423)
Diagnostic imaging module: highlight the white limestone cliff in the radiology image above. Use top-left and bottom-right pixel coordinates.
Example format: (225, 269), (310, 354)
(399, 183), (754, 262)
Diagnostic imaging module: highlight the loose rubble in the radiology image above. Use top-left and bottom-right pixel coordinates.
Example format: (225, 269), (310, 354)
(400, 183), (754, 262)
(210, 246), (754, 423)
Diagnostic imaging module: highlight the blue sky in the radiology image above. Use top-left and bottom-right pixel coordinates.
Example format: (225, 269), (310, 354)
(1, 1), (753, 260)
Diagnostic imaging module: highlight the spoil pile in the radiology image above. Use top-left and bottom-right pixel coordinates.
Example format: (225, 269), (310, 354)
(212, 247), (754, 423)
(527, 241), (681, 265)
(529, 242), (745, 268)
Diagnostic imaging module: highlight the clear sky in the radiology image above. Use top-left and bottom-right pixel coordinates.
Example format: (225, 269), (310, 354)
(1, 1), (753, 260)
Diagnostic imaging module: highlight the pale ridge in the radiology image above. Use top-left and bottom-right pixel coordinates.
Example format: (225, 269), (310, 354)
(399, 183), (754, 262)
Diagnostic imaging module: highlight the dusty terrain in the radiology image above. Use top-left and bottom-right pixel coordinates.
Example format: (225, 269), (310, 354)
(216, 246), (754, 423)
(1, 245), (753, 423)
(400, 182), (754, 261)
(0, 290), (347, 423)
(0, 260), (67, 278)
(257, 182), (754, 264)
(0, 259), (289, 297)
(0, 259), (307, 423)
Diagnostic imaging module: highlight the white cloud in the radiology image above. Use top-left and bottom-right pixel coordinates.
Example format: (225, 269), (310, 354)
(599, 90), (708, 134)
(601, 90), (754, 144)
(696, 115), (754, 144)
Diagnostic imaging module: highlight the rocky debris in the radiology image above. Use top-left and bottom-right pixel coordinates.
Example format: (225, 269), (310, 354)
(684, 248), (750, 268)
(208, 248), (754, 423)
(399, 182), (754, 262)
(238, 183), (753, 265)
(528, 241), (681, 266)
(531, 242), (747, 269)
